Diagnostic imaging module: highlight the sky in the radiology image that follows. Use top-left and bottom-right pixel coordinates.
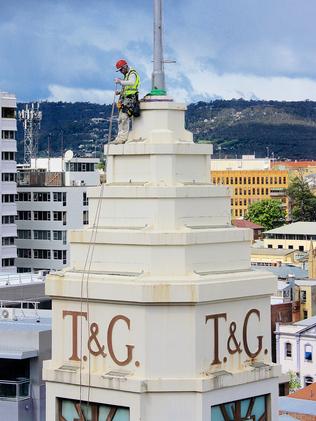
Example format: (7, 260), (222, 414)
(1, 0), (316, 104)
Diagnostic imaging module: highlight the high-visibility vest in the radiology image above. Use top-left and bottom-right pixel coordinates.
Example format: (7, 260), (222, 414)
(122, 68), (140, 97)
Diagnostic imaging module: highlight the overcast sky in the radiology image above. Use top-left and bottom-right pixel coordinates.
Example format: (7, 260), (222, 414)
(1, 0), (316, 104)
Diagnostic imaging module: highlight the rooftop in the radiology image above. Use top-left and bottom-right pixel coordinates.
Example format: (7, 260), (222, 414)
(265, 222), (316, 235)
(0, 272), (44, 287)
(279, 396), (316, 415)
(293, 315), (316, 327)
(289, 383), (316, 401)
(233, 220), (263, 229)
(251, 248), (294, 256)
(252, 265), (308, 279)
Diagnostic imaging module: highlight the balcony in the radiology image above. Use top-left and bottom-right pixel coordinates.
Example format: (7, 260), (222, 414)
(270, 188), (287, 197)
(0, 379), (30, 401)
(17, 171), (64, 187)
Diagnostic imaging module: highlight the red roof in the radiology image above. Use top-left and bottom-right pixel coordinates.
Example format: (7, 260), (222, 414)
(289, 383), (316, 401)
(232, 220), (263, 229)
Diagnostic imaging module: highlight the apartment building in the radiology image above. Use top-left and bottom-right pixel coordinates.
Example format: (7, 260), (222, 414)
(264, 222), (316, 252)
(211, 156), (289, 218)
(276, 316), (316, 388)
(0, 92), (17, 272)
(16, 157), (99, 273)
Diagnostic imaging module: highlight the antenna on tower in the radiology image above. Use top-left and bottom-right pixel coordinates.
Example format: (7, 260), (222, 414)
(151, 0), (167, 95)
(19, 102), (42, 165)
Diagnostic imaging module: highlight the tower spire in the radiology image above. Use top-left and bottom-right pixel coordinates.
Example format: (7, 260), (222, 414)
(151, 0), (166, 95)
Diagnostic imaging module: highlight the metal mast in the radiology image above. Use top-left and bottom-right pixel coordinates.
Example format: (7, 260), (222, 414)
(19, 102), (42, 165)
(151, 0), (166, 94)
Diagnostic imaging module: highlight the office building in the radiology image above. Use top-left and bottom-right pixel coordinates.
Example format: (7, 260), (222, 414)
(264, 222), (316, 252)
(16, 157), (99, 273)
(0, 92), (17, 272)
(0, 303), (51, 421)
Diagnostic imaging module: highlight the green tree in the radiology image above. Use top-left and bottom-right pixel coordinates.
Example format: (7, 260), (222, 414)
(245, 199), (286, 231)
(288, 370), (301, 393)
(287, 175), (316, 222)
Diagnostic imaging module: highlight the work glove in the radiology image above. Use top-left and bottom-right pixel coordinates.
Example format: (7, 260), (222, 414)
(114, 78), (122, 85)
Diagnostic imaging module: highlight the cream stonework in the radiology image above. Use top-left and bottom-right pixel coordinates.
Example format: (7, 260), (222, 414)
(44, 99), (280, 420)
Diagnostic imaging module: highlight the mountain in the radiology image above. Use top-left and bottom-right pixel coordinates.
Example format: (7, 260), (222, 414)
(16, 99), (316, 162)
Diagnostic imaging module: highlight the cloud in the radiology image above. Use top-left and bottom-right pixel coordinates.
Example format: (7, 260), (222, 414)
(2, 0), (316, 102)
(47, 85), (114, 104)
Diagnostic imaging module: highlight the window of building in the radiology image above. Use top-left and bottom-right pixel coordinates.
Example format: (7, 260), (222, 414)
(285, 342), (292, 358)
(83, 192), (88, 206)
(17, 248), (32, 258)
(278, 245), (283, 249)
(268, 244), (273, 248)
(53, 192), (67, 205)
(301, 290), (307, 303)
(33, 192), (51, 202)
(2, 258), (14, 267)
(83, 210), (89, 225)
(34, 211), (51, 221)
(17, 211), (31, 221)
(2, 173), (16, 182)
(17, 230), (32, 239)
(2, 194), (15, 203)
(34, 249), (51, 259)
(53, 250), (67, 264)
(305, 345), (313, 362)
(299, 246), (304, 251)
(1, 107), (16, 119)
(279, 177), (282, 184)
(53, 231), (67, 245)
(34, 230), (51, 240)
(305, 376), (313, 387)
(288, 245), (293, 249)
(2, 215), (15, 224)
(283, 177), (287, 184)
(265, 188), (269, 195)
(304, 310), (308, 319)
(2, 237), (14, 246)
(53, 211), (67, 225)
(1, 130), (16, 139)
(65, 162), (95, 172)
(1, 151), (16, 160)
(17, 192), (31, 201)
(17, 268), (32, 273)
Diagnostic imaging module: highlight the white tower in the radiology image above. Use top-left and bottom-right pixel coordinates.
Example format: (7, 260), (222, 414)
(44, 2), (280, 420)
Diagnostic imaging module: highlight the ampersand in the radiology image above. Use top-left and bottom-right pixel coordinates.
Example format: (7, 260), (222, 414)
(87, 323), (106, 357)
(227, 321), (242, 354)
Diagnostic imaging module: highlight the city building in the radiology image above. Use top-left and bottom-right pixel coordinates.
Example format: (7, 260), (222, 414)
(251, 248), (299, 267)
(0, 92), (17, 272)
(211, 156), (289, 218)
(15, 156), (99, 273)
(264, 222), (316, 252)
(43, 97), (280, 419)
(276, 316), (316, 388)
(0, 302), (51, 421)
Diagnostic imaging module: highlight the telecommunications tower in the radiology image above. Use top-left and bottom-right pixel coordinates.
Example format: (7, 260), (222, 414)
(19, 102), (42, 164)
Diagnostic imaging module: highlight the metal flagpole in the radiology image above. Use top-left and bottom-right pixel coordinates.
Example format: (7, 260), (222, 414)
(151, 0), (166, 95)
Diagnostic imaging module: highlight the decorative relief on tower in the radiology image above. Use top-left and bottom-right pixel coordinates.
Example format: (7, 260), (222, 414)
(205, 308), (268, 366)
(63, 310), (139, 368)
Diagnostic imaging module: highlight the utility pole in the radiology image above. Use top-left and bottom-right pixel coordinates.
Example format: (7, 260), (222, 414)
(151, 0), (166, 95)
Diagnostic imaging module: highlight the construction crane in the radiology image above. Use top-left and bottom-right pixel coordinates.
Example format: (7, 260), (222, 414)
(19, 102), (42, 165)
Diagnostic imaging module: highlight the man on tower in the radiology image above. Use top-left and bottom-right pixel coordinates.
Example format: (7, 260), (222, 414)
(112, 59), (140, 144)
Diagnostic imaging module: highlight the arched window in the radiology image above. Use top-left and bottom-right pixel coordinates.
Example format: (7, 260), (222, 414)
(285, 342), (292, 358)
(305, 344), (313, 362)
(305, 376), (313, 387)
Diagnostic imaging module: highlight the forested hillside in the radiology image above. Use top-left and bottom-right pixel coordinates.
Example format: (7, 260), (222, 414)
(16, 99), (316, 162)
